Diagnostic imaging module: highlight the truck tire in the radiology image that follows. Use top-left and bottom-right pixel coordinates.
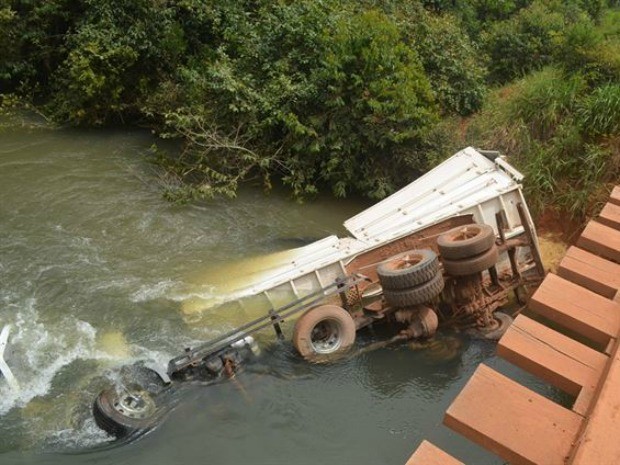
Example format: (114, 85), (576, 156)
(437, 224), (495, 260)
(377, 249), (439, 290)
(442, 245), (499, 276)
(383, 272), (444, 308)
(293, 305), (356, 361)
(93, 387), (160, 439)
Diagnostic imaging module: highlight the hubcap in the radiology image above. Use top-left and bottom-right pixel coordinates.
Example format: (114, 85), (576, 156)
(310, 319), (342, 354)
(452, 227), (479, 241)
(113, 389), (156, 419)
(394, 254), (422, 270)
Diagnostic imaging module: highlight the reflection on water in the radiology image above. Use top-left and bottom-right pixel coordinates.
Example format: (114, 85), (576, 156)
(0, 124), (561, 465)
(357, 334), (468, 400)
(415, 335), (464, 363)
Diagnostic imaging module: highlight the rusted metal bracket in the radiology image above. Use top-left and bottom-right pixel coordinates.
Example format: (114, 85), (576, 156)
(517, 203), (546, 278)
(268, 310), (284, 340)
(496, 212), (522, 280)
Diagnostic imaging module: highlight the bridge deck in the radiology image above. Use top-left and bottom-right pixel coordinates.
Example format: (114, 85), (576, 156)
(404, 441), (464, 465)
(558, 246), (620, 301)
(406, 187), (620, 465)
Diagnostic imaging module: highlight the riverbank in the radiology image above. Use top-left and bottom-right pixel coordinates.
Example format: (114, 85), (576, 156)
(2, 2), (618, 220)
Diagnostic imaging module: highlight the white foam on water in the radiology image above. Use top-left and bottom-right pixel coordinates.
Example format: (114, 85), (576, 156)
(0, 262), (228, 449)
(46, 417), (114, 449)
(129, 279), (221, 305)
(166, 286), (220, 302)
(0, 297), (170, 418)
(129, 279), (178, 302)
(0, 294), (183, 450)
(90, 276), (140, 292)
(0, 308), (94, 415)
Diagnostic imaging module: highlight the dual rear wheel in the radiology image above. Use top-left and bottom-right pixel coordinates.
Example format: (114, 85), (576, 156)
(377, 249), (444, 308)
(438, 224), (499, 276)
(291, 225), (506, 360)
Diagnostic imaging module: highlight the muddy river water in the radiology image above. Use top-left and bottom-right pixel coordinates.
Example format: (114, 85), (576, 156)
(0, 124), (563, 464)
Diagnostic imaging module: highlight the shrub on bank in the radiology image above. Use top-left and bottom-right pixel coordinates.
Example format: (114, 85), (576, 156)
(463, 67), (619, 220)
(402, 10), (487, 116)
(1, 0), (618, 219)
(148, 4), (439, 200)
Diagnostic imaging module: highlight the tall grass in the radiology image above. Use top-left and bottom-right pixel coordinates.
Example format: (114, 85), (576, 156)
(507, 68), (586, 140)
(577, 83), (620, 136)
(463, 66), (619, 222)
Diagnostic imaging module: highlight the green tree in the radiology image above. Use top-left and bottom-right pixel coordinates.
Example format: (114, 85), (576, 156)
(557, 18), (620, 85)
(153, 5), (438, 200)
(484, 2), (567, 83)
(404, 11), (487, 115)
(0, 0), (82, 93)
(48, 0), (185, 124)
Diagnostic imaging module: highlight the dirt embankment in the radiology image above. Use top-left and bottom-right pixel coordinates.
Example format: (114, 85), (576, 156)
(535, 208), (585, 273)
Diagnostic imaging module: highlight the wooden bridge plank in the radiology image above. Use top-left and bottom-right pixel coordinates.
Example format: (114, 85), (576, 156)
(405, 441), (464, 465)
(497, 315), (607, 415)
(610, 185), (620, 207)
(444, 364), (582, 465)
(598, 202), (620, 230)
(529, 274), (620, 347)
(569, 341), (620, 465)
(577, 221), (620, 263)
(568, 186), (620, 463)
(558, 246), (620, 299)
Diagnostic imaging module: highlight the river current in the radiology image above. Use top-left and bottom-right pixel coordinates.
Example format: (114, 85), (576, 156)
(0, 123), (561, 464)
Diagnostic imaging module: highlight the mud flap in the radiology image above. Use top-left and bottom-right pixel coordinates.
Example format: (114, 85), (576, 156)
(0, 325), (20, 392)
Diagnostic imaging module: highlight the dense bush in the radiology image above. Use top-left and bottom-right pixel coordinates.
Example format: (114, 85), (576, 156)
(481, 1), (619, 84)
(0, 0), (80, 92)
(0, 4), (18, 84)
(153, 5), (438, 200)
(483, 2), (568, 83)
(48, 0), (185, 124)
(421, 0), (531, 34)
(507, 68), (586, 140)
(402, 10), (487, 115)
(557, 18), (620, 85)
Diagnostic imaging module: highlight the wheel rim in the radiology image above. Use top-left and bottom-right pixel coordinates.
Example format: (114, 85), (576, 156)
(386, 253), (423, 271)
(310, 319), (342, 354)
(450, 226), (480, 242)
(112, 389), (156, 420)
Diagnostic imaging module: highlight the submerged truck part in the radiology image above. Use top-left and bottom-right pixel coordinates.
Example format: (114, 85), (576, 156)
(0, 325), (19, 392)
(93, 387), (160, 439)
(93, 333), (265, 438)
(91, 147), (545, 439)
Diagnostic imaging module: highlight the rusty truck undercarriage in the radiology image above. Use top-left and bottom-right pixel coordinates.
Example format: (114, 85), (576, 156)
(90, 147), (546, 439)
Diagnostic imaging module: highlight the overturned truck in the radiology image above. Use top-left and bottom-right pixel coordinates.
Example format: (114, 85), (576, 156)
(93, 147), (545, 438)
